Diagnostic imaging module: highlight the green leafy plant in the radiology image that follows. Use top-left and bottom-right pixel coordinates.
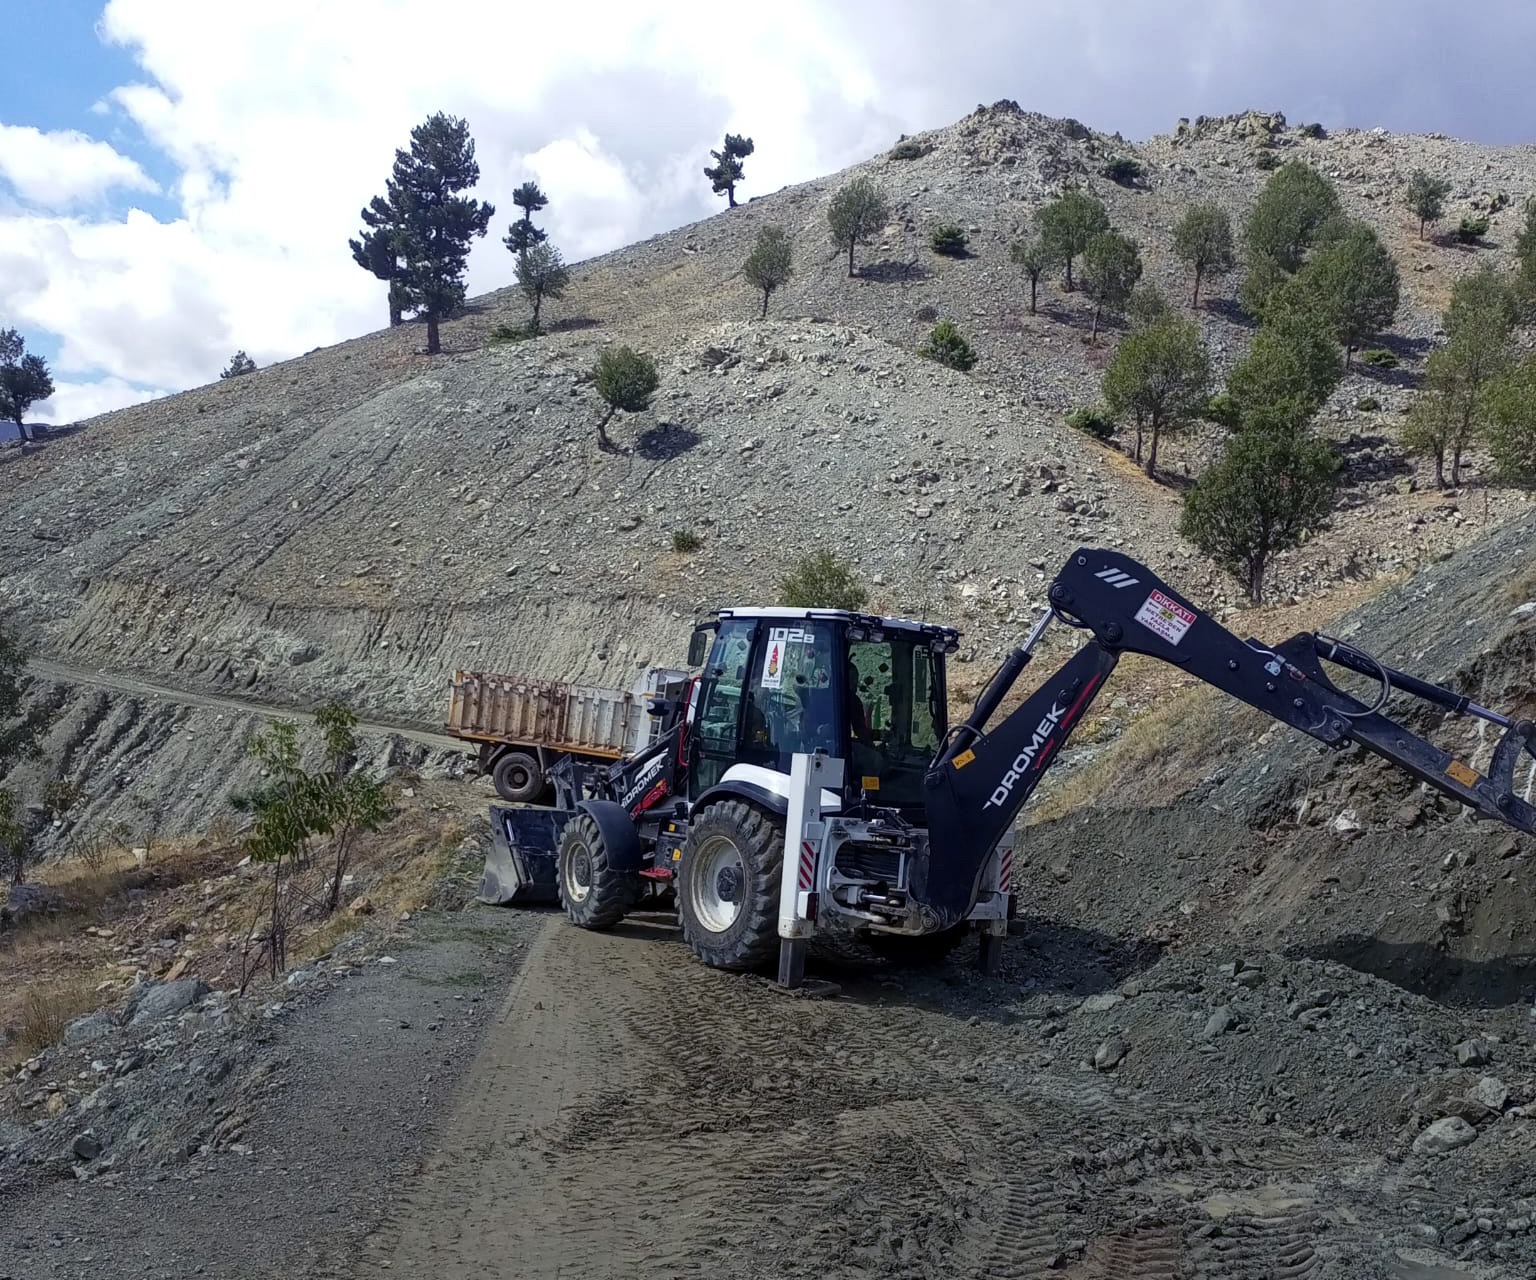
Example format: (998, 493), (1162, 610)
(743, 225), (794, 318)
(1102, 316), (1211, 474)
(888, 138), (928, 160)
(1173, 204), (1236, 308)
(591, 346), (660, 451)
(1457, 214), (1490, 244)
(1359, 348), (1398, 368)
(1079, 231), (1143, 340)
(513, 241), (571, 334)
(1202, 391), (1242, 429)
(1066, 405), (1115, 440)
(671, 529), (702, 553)
(929, 224), (969, 256)
(1405, 169), (1450, 240)
(827, 176), (891, 277)
(778, 551), (869, 611)
(1100, 156), (1144, 185)
(1008, 237), (1058, 314)
(918, 320), (977, 371)
(1039, 190), (1110, 291)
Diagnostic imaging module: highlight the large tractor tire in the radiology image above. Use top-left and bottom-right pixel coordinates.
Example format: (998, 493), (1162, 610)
(556, 814), (642, 930)
(677, 801), (783, 971)
(492, 750), (545, 804)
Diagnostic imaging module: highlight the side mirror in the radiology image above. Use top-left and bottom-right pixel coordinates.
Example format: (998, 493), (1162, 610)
(687, 627), (711, 668)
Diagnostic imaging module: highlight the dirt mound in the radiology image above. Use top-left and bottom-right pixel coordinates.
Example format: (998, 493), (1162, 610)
(1022, 508), (1536, 999)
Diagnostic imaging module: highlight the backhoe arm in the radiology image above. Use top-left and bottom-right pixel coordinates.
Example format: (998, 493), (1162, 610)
(912, 548), (1536, 929)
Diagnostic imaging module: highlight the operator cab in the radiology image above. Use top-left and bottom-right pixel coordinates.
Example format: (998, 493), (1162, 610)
(686, 608), (961, 815)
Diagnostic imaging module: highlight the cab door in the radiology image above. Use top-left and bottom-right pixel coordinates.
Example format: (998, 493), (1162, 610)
(688, 618), (757, 798)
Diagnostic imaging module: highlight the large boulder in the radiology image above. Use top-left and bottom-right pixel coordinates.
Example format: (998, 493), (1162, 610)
(126, 978), (211, 1028)
(1413, 1116), (1478, 1155)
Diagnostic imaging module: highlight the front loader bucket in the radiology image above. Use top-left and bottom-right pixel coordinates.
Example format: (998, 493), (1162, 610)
(478, 804), (570, 905)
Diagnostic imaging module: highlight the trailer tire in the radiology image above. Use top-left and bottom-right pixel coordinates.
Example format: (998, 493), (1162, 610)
(678, 800), (782, 972)
(492, 750), (544, 804)
(556, 815), (642, 931)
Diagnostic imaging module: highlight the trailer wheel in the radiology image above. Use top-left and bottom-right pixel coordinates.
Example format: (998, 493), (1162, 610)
(678, 801), (783, 971)
(492, 750), (544, 804)
(556, 815), (642, 930)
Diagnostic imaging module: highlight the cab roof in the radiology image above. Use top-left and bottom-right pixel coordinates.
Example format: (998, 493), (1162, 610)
(713, 606), (961, 647)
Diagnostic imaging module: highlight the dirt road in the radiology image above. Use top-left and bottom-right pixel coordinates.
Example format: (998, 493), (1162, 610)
(354, 911), (1469, 1280)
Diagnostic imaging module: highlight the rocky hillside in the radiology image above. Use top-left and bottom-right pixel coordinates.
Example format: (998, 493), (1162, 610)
(0, 103), (1533, 837)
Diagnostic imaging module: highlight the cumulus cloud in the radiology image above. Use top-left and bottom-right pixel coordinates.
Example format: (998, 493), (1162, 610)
(0, 123), (158, 209)
(0, 0), (1530, 424)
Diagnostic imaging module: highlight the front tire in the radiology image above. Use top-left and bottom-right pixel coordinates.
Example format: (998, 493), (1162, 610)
(677, 801), (783, 971)
(557, 815), (641, 930)
(492, 750), (544, 804)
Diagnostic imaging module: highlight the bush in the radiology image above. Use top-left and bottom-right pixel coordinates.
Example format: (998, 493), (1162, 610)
(1354, 395), (1382, 412)
(1458, 215), (1490, 243)
(889, 138), (928, 161)
(919, 320), (977, 372)
(1202, 392), (1242, 429)
(488, 322), (533, 345)
(778, 551), (868, 611)
(1299, 122), (1327, 140)
(929, 224), (969, 256)
(671, 529), (702, 553)
(1360, 348), (1398, 368)
(1254, 150), (1279, 171)
(1066, 405), (1115, 439)
(1101, 156), (1144, 185)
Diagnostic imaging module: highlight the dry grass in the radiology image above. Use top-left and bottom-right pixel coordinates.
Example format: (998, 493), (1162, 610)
(16, 980), (100, 1056)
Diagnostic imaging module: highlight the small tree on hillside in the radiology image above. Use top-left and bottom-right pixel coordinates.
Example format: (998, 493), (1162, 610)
(1009, 237), (1058, 314)
(827, 177), (890, 277)
(350, 192), (409, 326)
(778, 551), (868, 611)
(591, 345), (659, 452)
(1180, 428), (1339, 603)
(221, 350), (257, 379)
(704, 133), (754, 207)
(1405, 170), (1450, 240)
(1485, 356), (1536, 487)
(743, 224), (794, 318)
(1276, 220), (1400, 365)
(1226, 305), (1343, 433)
(1173, 203), (1235, 307)
(382, 112), (496, 355)
(0, 330), (54, 439)
(918, 320), (977, 372)
(1240, 160), (1341, 314)
(1403, 268), (1518, 488)
(1079, 231), (1142, 340)
(1102, 315), (1211, 476)
(504, 181), (549, 254)
(514, 241), (571, 334)
(1038, 190), (1110, 291)
(1126, 284), (1174, 330)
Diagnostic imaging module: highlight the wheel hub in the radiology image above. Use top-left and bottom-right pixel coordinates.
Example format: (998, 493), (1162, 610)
(566, 845), (593, 903)
(690, 834), (746, 934)
(715, 865), (741, 903)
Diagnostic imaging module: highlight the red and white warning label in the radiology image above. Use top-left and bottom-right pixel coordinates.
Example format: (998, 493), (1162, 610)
(1133, 589), (1196, 645)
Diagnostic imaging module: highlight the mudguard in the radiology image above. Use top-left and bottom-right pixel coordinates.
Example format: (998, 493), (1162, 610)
(478, 805), (569, 905)
(575, 799), (645, 872)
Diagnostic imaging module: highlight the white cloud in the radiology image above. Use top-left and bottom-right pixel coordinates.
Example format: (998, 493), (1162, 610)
(36, 377), (167, 427)
(0, 123), (157, 208)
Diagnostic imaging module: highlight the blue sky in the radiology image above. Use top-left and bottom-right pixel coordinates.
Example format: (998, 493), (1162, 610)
(2, 0), (1534, 428)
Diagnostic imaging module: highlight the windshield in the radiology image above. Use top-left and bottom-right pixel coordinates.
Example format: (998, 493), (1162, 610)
(846, 633), (944, 807)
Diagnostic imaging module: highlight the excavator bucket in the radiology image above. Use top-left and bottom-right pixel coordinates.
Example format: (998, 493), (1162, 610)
(478, 804), (569, 905)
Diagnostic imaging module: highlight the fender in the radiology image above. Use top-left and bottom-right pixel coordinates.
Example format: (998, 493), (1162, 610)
(575, 799), (645, 872)
(693, 763), (845, 819)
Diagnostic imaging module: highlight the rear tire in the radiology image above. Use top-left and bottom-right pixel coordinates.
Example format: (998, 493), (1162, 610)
(557, 815), (642, 930)
(492, 750), (544, 804)
(678, 801), (783, 971)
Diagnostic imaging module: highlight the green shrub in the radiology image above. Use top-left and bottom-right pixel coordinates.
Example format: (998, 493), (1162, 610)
(778, 551), (868, 611)
(919, 320), (977, 372)
(671, 529), (702, 553)
(1354, 395), (1382, 412)
(1202, 391), (1242, 429)
(929, 224), (969, 256)
(489, 322), (533, 345)
(1254, 150), (1279, 171)
(1101, 156), (1144, 185)
(1299, 122), (1327, 140)
(1066, 405), (1115, 439)
(1458, 214), (1490, 243)
(1360, 348), (1398, 368)
(888, 138), (928, 161)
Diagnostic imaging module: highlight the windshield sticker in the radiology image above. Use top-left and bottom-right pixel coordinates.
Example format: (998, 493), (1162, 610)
(761, 629), (787, 688)
(1134, 590), (1196, 645)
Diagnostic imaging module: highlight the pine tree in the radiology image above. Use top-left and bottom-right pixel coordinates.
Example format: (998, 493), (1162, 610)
(1102, 314), (1210, 476)
(0, 329), (54, 439)
(1181, 429), (1339, 602)
(1038, 190), (1110, 291)
(382, 113), (495, 355)
(826, 177), (890, 277)
(1008, 237), (1058, 314)
(1405, 170), (1450, 240)
(504, 181), (549, 254)
(515, 242), (571, 334)
(349, 192), (410, 327)
(743, 225), (794, 318)
(1172, 203), (1235, 308)
(1079, 231), (1142, 340)
(704, 134), (754, 207)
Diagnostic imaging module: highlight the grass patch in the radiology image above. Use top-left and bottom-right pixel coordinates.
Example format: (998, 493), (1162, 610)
(14, 979), (100, 1058)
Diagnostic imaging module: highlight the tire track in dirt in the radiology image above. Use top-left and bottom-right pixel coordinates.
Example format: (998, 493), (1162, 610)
(353, 912), (1429, 1279)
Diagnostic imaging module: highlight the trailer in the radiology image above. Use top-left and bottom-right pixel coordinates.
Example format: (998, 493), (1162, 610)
(446, 665), (690, 802)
